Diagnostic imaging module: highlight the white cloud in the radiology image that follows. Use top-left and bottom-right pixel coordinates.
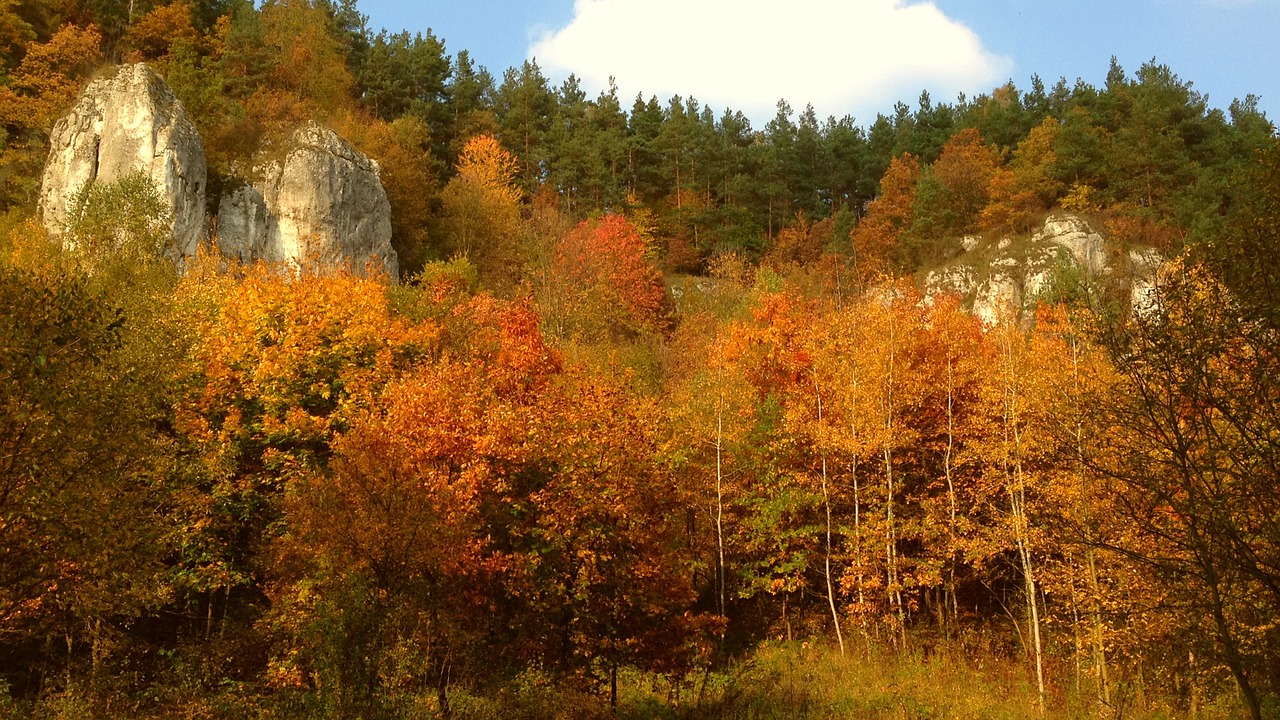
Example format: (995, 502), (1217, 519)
(529, 0), (1013, 127)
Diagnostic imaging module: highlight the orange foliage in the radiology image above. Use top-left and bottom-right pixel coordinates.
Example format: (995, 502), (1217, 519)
(931, 128), (1002, 235)
(1104, 212), (1182, 253)
(767, 213), (830, 268)
(121, 1), (200, 62)
(550, 213), (670, 337)
(172, 265), (441, 588)
(850, 153), (920, 279)
(0, 24), (101, 131)
(982, 118), (1064, 233)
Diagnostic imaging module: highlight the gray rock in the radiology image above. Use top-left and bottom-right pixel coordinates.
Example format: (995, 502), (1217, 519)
(216, 123), (397, 279)
(214, 185), (270, 263)
(924, 264), (976, 298)
(1128, 248), (1166, 318)
(973, 273), (1021, 326)
(40, 63), (207, 260)
(1034, 215), (1107, 276)
(922, 214), (1166, 323)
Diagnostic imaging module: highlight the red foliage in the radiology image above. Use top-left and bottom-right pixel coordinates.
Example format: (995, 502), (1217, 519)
(554, 213), (670, 334)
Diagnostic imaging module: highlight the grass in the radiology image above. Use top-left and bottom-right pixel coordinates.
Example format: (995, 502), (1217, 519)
(658, 641), (1050, 720)
(3, 641), (1257, 719)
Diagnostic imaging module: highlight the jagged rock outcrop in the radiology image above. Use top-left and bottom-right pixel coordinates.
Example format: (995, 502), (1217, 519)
(216, 123), (397, 279)
(924, 215), (1164, 323)
(39, 63), (207, 259)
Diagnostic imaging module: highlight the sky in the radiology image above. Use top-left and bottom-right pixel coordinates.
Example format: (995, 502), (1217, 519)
(358, 0), (1280, 130)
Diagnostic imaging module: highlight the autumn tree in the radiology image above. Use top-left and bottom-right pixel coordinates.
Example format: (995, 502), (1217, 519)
(169, 263), (439, 646)
(276, 346), (532, 715)
(912, 293), (988, 635)
(975, 308), (1054, 708)
(849, 153), (919, 280)
(765, 213), (830, 268)
(0, 0), (35, 68)
(0, 222), (178, 693)
(1092, 145), (1280, 716)
(716, 286), (850, 646)
(917, 128), (1002, 240)
(542, 213), (669, 340)
(0, 23), (102, 210)
(438, 133), (524, 291)
(120, 1), (200, 64)
(663, 271), (760, 649)
(980, 119), (1055, 232)
(0, 23), (101, 130)
(1026, 306), (1121, 709)
(513, 373), (708, 710)
(259, 0), (353, 116)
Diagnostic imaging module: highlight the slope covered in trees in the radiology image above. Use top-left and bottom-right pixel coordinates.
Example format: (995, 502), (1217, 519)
(1, 2), (1278, 718)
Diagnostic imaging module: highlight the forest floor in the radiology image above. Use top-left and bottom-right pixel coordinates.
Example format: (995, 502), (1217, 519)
(441, 641), (1248, 720)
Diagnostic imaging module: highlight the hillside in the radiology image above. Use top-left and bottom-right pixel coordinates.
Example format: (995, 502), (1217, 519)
(2, 2), (1279, 719)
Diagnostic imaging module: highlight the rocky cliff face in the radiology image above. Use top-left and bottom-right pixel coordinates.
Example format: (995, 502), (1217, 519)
(925, 215), (1163, 323)
(39, 63), (207, 259)
(216, 123), (397, 279)
(40, 65), (398, 279)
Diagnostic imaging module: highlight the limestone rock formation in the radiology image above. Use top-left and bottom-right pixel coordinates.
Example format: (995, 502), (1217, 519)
(39, 63), (207, 259)
(1032, 215), (1107, 276)
(216, 123), (397, 279)
(1128, 247), (1166, 318)
(924, 214), (1164, 323)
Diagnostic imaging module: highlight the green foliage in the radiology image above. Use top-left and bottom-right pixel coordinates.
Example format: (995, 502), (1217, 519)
(1200, 138), (1280, 333)
(64, 171), (172, 263)
(357, 29), (450, 125)
(1029, 248), (1096, 310)
(0, 259), (173, 692)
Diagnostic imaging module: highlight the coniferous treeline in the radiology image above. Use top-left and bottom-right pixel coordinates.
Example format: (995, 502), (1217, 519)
(2, 0), (1274, 275)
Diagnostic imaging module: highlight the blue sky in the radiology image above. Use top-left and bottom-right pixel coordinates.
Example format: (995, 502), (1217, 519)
(358, 0), (1279, 129)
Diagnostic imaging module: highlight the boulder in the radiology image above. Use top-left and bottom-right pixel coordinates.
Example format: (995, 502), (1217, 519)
(216, 123), (397, 279)
(39, 63), (207, 259)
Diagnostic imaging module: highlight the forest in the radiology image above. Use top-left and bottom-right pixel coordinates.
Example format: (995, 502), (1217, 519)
(1, 0), (1279, 718)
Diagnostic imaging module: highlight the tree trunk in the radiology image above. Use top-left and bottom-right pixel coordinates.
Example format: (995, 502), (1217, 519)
(1069, 338), (1111, 709)
(815, 378), (844, 655)
(944, 354), (958, 631)
(714, 356), (728, 649)
(1001, 323), (1044, 711)
(883, 310), (905, 647)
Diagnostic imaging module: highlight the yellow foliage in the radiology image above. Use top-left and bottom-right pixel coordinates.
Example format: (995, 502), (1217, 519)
(1061, 182), (1099, 213)
(121, 1), (200, 62)
(440, 134), (524, 289)
(455, 133), (521, 203)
